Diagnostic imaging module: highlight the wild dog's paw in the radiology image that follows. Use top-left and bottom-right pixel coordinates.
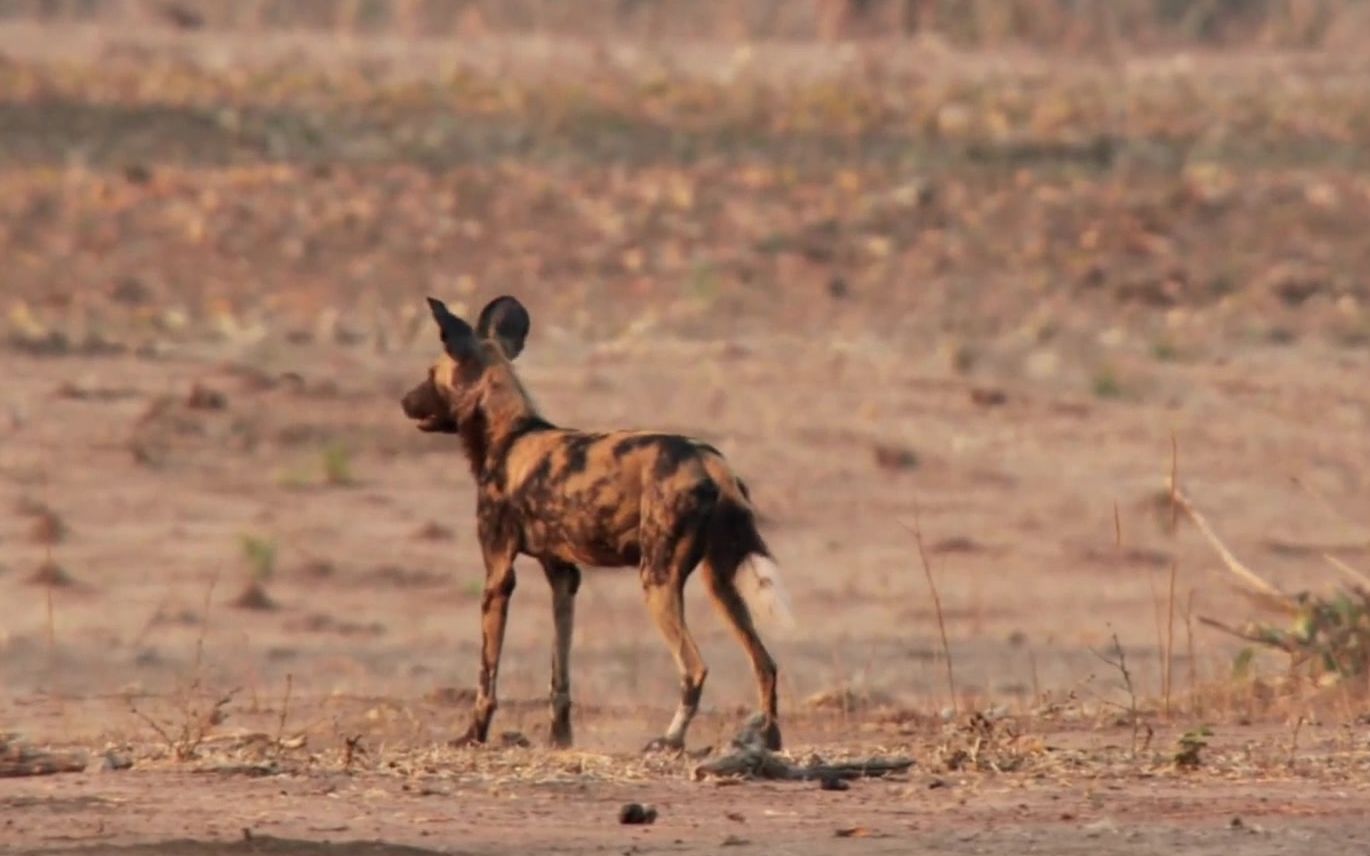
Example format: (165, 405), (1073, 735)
(449, 723), (488, 749)
(642, 736), (685, 755)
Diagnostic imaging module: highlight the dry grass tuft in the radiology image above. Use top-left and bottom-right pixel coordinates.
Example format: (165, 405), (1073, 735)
(25, 559), (75, 588)
(230, 581), (277, 611)
(131, 688), (239, 762)
(935, 710), (1047, 774)
(26, 507), (67, 545)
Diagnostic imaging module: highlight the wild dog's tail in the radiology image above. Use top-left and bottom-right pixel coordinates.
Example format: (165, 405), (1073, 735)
(739, 551), (796, 630)
(705, 471), (795, 630)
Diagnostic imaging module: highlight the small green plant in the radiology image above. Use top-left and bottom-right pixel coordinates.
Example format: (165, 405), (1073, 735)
(276, 465), (312, 489)
(686, 258), (720, 305)
(235, 534), (279, 610)
(1174, 725), (1212, 770)
(240, 535), (278, 583)
(1151, 339), (1180, 362)
(321, 442), (355, 486)
(1091, 367), (1123, 399)
(951, 343), (978, 375)
(1231, 647), (1256, 681)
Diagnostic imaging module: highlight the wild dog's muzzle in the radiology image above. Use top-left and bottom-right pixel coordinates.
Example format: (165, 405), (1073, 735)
(402, 377), (458, 433)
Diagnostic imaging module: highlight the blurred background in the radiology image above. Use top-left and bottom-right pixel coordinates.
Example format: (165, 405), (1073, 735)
(4, 0), (1370, 751)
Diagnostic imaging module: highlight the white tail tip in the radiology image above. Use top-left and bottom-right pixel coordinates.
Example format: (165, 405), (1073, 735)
(740, 555), (796, 630)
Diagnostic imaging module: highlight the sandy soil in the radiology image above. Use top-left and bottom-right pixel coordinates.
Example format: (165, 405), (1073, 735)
(5, 756), (1370, 856)
(5, 326), (1370, 855)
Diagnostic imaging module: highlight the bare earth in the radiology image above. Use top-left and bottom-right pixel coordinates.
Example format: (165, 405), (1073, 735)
(5, 19), (1370, 856)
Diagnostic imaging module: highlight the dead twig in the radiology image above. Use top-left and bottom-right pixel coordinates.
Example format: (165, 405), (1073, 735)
(342, 733), (365, 772)
(273, 673), (294, 759)
(1164, 560), (1177, 718)
(1196, 616), (1296, 652)
(1090, 632), (1143, 758)
(1183, 588), (1199, 715)
(1170, 487), (1285, 599)
(902, 505), (957, 714)
(0, 734), (87, 778)
(1290, 476), (1370, 539)
(1323, 553), (1370, 590)
(694, 716), (914, 782)
(1286, 715), (1306, 769)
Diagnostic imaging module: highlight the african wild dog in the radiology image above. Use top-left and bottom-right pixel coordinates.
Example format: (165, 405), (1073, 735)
(401, 295), (791, 751)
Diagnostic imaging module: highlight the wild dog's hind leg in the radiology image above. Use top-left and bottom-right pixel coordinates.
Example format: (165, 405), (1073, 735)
(455, 543), (517, 746)
(640, 483), (716, 753)
(641, 579), (707, 752)
(542, 559), (580, 748)
(702, 559), (782, 750)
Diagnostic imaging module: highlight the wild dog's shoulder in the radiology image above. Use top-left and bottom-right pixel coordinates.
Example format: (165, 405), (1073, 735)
(500, 429), (596, 488)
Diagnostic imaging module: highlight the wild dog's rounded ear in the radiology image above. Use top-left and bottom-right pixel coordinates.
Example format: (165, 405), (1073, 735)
(475, 295), (530, 360)
(426, 296), (479, 361)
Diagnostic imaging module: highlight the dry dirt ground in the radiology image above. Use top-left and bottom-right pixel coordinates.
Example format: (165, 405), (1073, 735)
(5, 19), (1370, 856)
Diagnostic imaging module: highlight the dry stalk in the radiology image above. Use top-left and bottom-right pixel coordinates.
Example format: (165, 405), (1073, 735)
(273, 673), (294, 759)
(1165, 560), (1177, 718)
(1291, 476), (1370, 539)
(1144, 566), (1167, 697)
(130, 688), (238, 761)
(130, 703), (177, 749)
(193, 571), (219, 675)
(1169, 432), (1179, 531)
(1196, 615), (1295, 651)
(1171, 488), (1284, 599)
(343, 733), (365, 772)
(1323, 553), (1370, 589)
(1126, 493), (1167, 699)
(127, 572), (238, 760)
(903, 507), (957, 714)
(45, 584), (55, 662)
(1286, 714), (1306, 768)
(1184, 588), (1199, 715)
(1091, 631), (1143, 758)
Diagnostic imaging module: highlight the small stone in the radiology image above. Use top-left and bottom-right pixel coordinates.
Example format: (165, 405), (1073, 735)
(872, 442), (919, 472)
(413, 521), (455, 541)
(1084, 818), (1117, 837)
(819, 776), (850, 791)
(619, 803), (657, 825)
(26, 560), (75, 587)
(231, 581), (276, 610)
(186, 384), (227, 410)
(100, 750), (132, 772)
(970, 387), (1007, 407)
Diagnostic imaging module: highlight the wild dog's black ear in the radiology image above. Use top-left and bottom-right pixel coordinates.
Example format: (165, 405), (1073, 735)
(427, 297), (479, 361)
(475, 295), (530, 360)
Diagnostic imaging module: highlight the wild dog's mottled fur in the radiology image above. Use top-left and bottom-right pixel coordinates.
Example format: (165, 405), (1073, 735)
(402, 296), (784, 751)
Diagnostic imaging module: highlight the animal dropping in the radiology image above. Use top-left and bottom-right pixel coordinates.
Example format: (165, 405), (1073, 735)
(402, 295), (791, 752)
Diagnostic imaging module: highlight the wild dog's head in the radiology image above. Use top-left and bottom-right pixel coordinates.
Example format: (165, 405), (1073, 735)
(401, 295), (531, 433)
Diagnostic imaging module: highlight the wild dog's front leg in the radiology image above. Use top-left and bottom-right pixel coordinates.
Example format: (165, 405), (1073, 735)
(541, 559), (580, 748)
(455, 545), (517, 746)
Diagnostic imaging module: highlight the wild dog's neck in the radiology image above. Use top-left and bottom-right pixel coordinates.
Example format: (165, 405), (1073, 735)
(456, 367), (552, 479)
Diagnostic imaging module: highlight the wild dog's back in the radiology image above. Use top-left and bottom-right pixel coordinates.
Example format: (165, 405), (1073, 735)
(497, 429), (729, 569)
